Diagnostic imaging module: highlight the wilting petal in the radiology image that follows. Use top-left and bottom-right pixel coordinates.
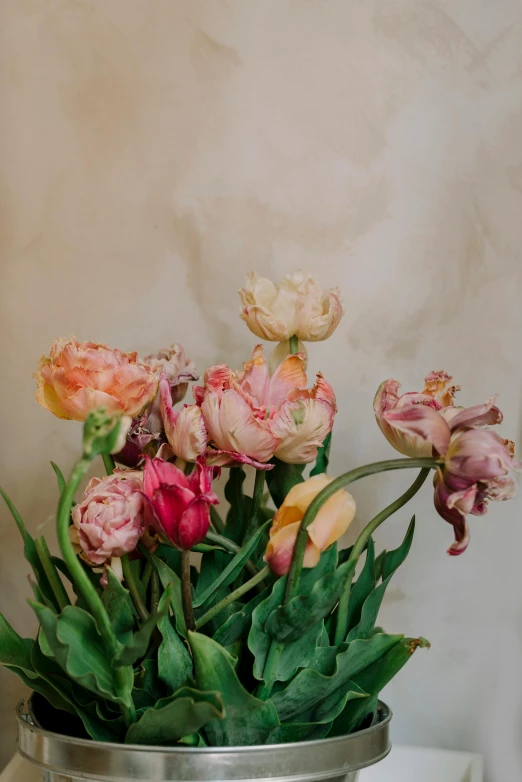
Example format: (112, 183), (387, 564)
(236, 345), (270, 407)
(264, 521), (321, 576)
(433, 470), (472, 556)
(267, 353), (307, 409)
(422, 371), (460, 407)
(445, 429), (517, 481)
(201, 389), (278, 463)
(448, 397), (503, 431)
(383, 406), (451, 457)
(271, 398), (334, 464)
(205, 448), (275, 470)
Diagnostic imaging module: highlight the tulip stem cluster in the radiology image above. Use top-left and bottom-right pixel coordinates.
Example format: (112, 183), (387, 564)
(56, 455), (137, 726)
(333, 467), (431, 646)
(258, 457), (437, 699)
(181, 550), (196, 632)
(196, 566), (270, 630)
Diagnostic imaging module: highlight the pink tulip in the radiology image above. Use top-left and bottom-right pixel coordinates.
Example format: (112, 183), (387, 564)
(143, 457), (218, 550)
(144, 344), (198, 405)
(35, 338), (158, 422)
(158, 375), (207, 463)
(376, 378), (519, 554)
(239, 271), (343, 342)
(195, 345), (336, 467)
(71, 471), (151, 566)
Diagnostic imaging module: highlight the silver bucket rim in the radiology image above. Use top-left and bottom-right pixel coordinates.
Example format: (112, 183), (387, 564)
(17, 698), (392, 781)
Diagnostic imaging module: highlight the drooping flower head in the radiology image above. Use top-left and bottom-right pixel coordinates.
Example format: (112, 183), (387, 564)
(264, 474), (356, 576)
(239, 271), (343, 342)
(35, 338), (158, 421)
(143, 457), (218, 550)
(194, 345), (336, 468)
(375, 371), (520, 555)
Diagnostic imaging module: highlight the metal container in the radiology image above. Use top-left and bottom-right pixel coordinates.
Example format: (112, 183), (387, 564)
(17, 699), (392, 782)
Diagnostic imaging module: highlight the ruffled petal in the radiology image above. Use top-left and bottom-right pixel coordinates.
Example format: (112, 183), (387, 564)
(383, 405), (451, 457)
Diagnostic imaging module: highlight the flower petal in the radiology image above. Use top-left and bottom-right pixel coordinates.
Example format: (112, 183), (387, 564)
(383, 406), (451, 457)
(264, 521), (320, 576)
(271, 398), (334, 464)
(448, 397), (503, 431)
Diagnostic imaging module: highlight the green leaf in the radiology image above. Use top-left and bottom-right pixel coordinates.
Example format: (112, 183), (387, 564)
(272, 634), (402, 723)
(125, 687), (225, 745)
(270, 721), (333, 743)
(113, 608), (165, 668)
(30, 602), (131, 707)
(0, 614), (38, 678)
(345, 539), (375, 634)
(148, 554), (186, 637)
(193, 521), (271, 609)
(223, 467), (248, 542)
(264, 557), (356, 644)
(346, 519), (415, 642)
(30, 641), (125, 741)
(382, 516), (415, 581)
(310, 432), (332, 477)
(373, 549), (387, 582)
(157, 586), (192, 694)
(331, 636), (430, 735)
(189, 632), (280, 745)
(0, 487), (58, 610)
(265, 459), (305, 508)
(101, 569), (136, 646)
(213, 587), (271, 647)
(50, 462), (66, 496)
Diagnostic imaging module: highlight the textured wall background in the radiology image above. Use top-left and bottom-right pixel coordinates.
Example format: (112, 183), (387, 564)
(1, 1), (521, 779)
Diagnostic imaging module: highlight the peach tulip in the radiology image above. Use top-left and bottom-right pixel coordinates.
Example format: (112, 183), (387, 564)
(239, 271), (343, 342)
(35, 338), (158, 421)
(264, 474), (356, 576)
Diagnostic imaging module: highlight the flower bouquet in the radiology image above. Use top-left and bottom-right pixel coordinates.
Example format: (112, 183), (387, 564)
(1, 273), (519, 780)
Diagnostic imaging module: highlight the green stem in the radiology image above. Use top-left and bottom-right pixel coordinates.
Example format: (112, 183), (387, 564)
(34, 536), (71, 611)
(102, 453), (116, 475)
(196, 566), (270, 629)
(289, 334), (299, 354)
(150, 570), (160, 613)
(57, 457), (136, 725)
(256, 640), (285, 700)
(142, 563), (152, 591)
(284, 457), (436, 605)
(244, 469), (265, 541)
(122, 554), (150, 622)
(333, 467), (430, 646)
(209, 505), (226, 535)
(181, 550), (196, 632)
(204, 531), (263, 581)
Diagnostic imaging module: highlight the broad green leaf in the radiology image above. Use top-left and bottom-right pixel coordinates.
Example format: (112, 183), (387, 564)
(189, 632), (280, 745)
(275, 622), (326, 683)
(30, 602), (131, 707)
(270, 721), (332, 743)
(381, 517), (415, 581)
(331, 636), (430, 735)
(157, 586), (192, 694)
(50, 462), (66, 496)
(272, 634), (402, 723)
(337, 545), (354, 565)
(30, 641), (124, 741)
(193, 521), (271, 609)
(346, 520), (415, 642)
(345, 539), (375, 634)
(264, 557), (356, 644)
(113, 607), (166, 667)
(102, 569), (136, 645)
(373, 550), (387, 582)
(125, 687), (225, 745)
(4, 664), (75, 717)
(310, 432), (332, 477)
(133, 659), (166, 710)
(155, 544), (181, 574)
(0, 614), (38, 678)
(266, 459), (305, 509)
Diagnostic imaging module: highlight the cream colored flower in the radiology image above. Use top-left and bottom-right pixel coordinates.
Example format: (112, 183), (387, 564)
(239, 271), (343, 342)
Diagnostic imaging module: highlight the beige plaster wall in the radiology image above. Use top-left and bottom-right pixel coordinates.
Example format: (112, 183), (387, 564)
(1, 1), (521, 778)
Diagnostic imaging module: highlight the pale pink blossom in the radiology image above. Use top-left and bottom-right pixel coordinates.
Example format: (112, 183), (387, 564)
(239, 271), (343, 342)
(35, 338), (157, 422)
(71, 471), (151, 565)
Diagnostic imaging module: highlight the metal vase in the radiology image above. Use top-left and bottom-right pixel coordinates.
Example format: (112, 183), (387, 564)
(17, 699), (392, 782)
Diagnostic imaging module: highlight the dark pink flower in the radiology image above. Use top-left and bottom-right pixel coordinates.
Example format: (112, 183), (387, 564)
(143, 457), (218, 550)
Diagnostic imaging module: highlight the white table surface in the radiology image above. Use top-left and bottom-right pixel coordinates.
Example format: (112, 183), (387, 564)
(1, 745), (483, 781)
